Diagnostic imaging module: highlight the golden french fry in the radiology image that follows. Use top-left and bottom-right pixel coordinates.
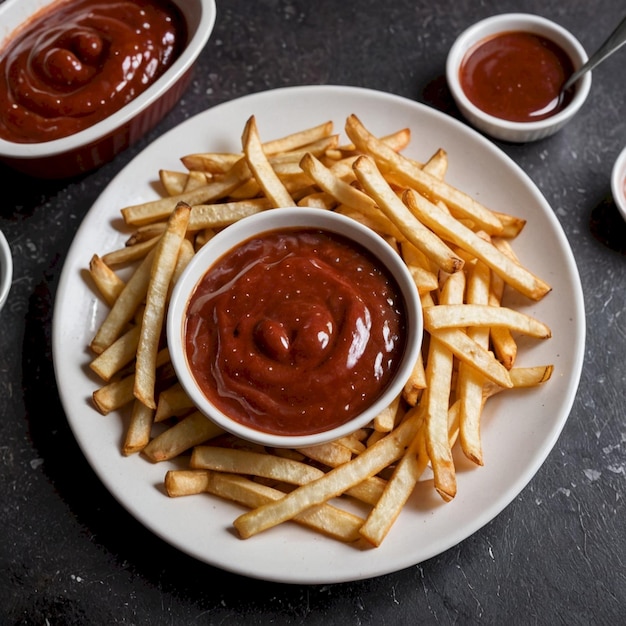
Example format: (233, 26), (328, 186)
(122, 158), (251, 225)
(424, 271), (465, 502)
(233, 407), (423, 539)
(241, 115), (294, 208)
(403, 351), (427, 406)
(190, 446), (326, 485)
(102, 236), (160, 266)
(183, 170), (209, 192)
(181, 152), (241, 174)
(205, 472), (364, 542)
(262, 120), (334, 155)
(300, 152), (378, 213)
(483, 365), (555, 398)
(160, 169), (189, 196)
(374, 394), (401, 432)
(155, 382), (194, 422)
(422, 148), (448, 180)
(352, 155), (464, 274)
(423, 304), (552, 339)
(456, 260), (491, 466)
(360, 416), (428, 546)
(404, 188), (551, 301)
(143, 411), (224, 462)
(90, 248), (156, 354)
(346, 114), (504, 235)
(122, 400), (154, 455)
(134, 203), (190, 409)
(89, 325), (140, 382)
(88, 255), (125, 306)
(126, 223), (168, 246)
(92, 348), (170, 414)
(165, 469), (212, 496)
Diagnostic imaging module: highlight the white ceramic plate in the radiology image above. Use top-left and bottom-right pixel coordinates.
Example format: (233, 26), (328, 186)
(52, 85), (585, 584)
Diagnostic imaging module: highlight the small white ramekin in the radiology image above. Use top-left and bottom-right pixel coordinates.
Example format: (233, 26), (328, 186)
(167, 207), (423, 449)
(446, 13), (590, 143)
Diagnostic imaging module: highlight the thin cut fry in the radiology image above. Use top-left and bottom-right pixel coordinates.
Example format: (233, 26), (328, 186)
(352, 155), (464, 274)
(242, 115), (294, 208)
(233, 407), (423, 539)
(134, 203), (190, 409)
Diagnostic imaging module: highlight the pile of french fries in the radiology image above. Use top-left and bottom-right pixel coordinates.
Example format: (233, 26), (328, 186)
(87, 113), (554, 547)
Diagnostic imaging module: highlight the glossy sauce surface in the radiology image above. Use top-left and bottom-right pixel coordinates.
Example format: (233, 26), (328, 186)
(460, 31), (575, 122)
(0, 0), (186, 143)
(184, 228), (408, 437)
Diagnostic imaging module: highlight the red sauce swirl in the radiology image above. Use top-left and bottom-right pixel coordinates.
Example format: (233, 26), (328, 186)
(460, 31), (575, 122)
(184, 228), (408, 437)
(0, 0), (187, 143)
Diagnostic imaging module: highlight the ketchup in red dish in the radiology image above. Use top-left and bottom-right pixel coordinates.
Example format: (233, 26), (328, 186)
(184, 228), (408, 437)
(459, 31), (575, 123)
(0, 0), (187, 143)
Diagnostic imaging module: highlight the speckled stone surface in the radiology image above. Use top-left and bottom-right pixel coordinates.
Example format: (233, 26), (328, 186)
(1, 0), (625, 623)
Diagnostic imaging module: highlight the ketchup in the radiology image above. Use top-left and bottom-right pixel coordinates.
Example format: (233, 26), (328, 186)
(459, 31), (575, 123)
(184, 228), (408, 437)
(0, 0), (187, 143)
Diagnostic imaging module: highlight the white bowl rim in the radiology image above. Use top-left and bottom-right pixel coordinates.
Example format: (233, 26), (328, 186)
(611, 146), (626, 221)
(446, 12), (591, 132)
(166, 207), (424, 449)
(0, 0), (217, 159)
(0, 229), (12, 312)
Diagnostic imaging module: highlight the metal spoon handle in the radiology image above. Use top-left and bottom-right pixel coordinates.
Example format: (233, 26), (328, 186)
(563, 15), (626, 91)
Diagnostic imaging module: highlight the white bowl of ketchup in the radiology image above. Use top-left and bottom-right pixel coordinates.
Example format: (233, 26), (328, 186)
(167, 207), (423, 449)
(446, 13), (591, 143)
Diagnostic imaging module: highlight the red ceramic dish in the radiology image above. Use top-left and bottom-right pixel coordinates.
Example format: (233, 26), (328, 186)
(0, 0), (217, 178)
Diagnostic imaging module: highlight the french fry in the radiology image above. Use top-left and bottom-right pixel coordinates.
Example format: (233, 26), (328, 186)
(352, 155), (464, 274)
(90, 248), (156, 354)
(102, 236), (160, 267)
(92, 348), (170, 414)
(134, 203), (190, 409)
(424, 272), (464, 502)
(155, 382), (194, 422)
(360, 414), (428, 546)
(122, 400), (154, 455)
(88, 254), (125, 306)
(423, 304), (552, 339)
(242, 115), (294, 208)
(121, 158), (251, 225)
(205, 472), (364, 542)
(160, 169), (189, 196)
(404, 188), (551, 301)
(233, 407), (423, 539)
(142, 411), (224, 462)
(457, 260), (491, 466)
(346, 114), (504, 235)
(89, 325), (140, 382)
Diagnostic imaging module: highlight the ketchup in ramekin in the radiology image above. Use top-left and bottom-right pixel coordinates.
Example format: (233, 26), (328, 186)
(184, 227), (408, 437)
(459, 31), (575, 123)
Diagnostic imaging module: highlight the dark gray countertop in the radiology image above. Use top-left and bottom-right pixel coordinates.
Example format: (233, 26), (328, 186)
(1, 0), (625, 623)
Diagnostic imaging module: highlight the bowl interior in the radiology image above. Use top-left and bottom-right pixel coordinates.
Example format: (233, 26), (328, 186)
(167, 208), (423, 449)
